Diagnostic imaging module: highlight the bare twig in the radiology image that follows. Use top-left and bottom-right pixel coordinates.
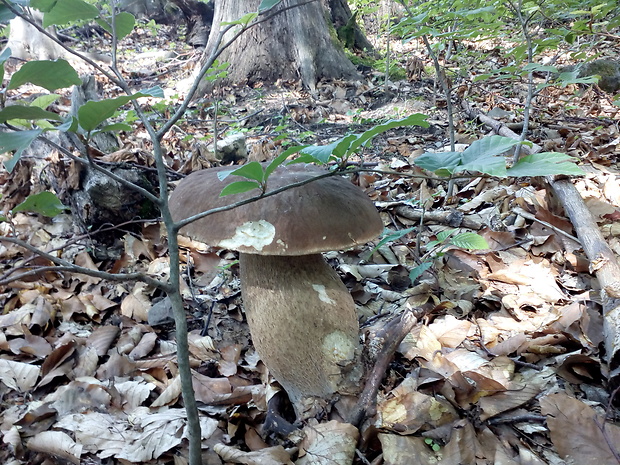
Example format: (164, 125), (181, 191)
(0, 235), (167, 290)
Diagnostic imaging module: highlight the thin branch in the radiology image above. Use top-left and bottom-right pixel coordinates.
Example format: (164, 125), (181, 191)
(39, 135), (162, 205)
(0, 235), (168, 290)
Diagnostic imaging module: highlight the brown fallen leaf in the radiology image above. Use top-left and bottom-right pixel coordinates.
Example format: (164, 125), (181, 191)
(540, 392), (620, 464)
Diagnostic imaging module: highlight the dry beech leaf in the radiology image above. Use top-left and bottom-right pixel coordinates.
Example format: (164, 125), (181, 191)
(428, 315), (472, 348)
(114, 378), (156, 411)
(27, 430), (82, 465)
(214, 444), (294, 464)
(87, 325), (121, 356)
(541, 392), (620, 464)
(0, 359), (40, 391)
(297, 421), (359, 465)
(379, 434), (437, 464)
(377, 377), (457, 434)
(129, 332), (158, 360)
(151, 375), (182, 408)
(219, 344), (242, 376)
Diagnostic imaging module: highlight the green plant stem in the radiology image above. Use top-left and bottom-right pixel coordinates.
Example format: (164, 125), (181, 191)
(506, 0), (535, 164)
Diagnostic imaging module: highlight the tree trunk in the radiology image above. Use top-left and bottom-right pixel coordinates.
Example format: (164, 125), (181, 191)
(329, 0), (376, 56)
(196, 0), (359, 94)
(5, 9), (64, 61)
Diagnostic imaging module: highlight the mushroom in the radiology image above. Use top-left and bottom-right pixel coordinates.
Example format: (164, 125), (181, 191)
(169, 163), (383, 411)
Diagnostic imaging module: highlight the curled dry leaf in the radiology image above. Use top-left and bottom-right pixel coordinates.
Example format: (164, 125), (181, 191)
(26, 430), (82, 465)
(0, 359), (40, 391)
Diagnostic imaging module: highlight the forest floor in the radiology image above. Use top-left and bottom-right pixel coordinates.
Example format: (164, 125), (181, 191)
(1, 16), (620, 465)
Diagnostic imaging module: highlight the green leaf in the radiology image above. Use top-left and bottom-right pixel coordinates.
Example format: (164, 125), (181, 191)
(265, 145), (306, 178)
(222, 12), (257, 26)
(0, 129), (43, 172)
(0, 47), (11, 82)
(299, 138), (346, 164)
(0, 106), (62, 124)
(30, 0), (56, 12)
(451, 232), (488, 250)
(8, 59), (82, 91)
(229, 161), (265, 183)
(347, 114), (429, 154)
(523, 63), (558, 73)
(31, 94), (60, 109)
(96, 12), (135, 40)
(13, 191), (68, 217)
(507, 152), (583, 177)
(365, 226), (416, 260)
(258, 0), (280, 11)
(436, 229), (454, 242)
(414, 151), (463, 175)
(457, 136), (522, 176)
(77, 88), (162, 131)
(0, 4), (16, 22)
(42, 0), (99, 27)
(93, 122), (132, 134)
(220, 181), (261, 197)
(409, 261), (432, 281)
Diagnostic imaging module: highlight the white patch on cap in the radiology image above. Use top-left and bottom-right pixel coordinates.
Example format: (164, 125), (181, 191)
(218, 220), (275, 252)
(312, 284), (336, 305)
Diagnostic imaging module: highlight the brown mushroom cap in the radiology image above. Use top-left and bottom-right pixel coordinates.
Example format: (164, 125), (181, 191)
(169, 163), (383, 255)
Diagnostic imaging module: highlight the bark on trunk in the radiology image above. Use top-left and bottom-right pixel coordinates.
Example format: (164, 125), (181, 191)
(5, 9), (64, 61)
(329, 0), (376, 56)
(196, 0), (359, 94)
(239, 253), (363, 415)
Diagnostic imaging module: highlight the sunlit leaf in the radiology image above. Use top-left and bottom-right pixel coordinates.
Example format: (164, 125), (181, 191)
(228, 161), (265, 183)
(507, 152), (583, 177)
(13, 191), (68, 217)
(42, 0), (99, 27)
(31, 94), (61, 109)
(222, 12), (257, 26)
(219, 181), (261, 197)
(451, 232), (489, 250)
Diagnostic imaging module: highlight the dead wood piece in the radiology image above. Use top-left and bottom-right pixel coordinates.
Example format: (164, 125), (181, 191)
(347, 311), (418, 427)
(461, 100), (620, 388)
(394, 204), (484, 230)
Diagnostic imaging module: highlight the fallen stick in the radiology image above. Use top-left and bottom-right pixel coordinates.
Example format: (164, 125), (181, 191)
(462, 100), (620, 387)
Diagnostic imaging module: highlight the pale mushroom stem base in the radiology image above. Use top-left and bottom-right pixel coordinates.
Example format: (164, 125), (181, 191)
(239, 253), (363, 412)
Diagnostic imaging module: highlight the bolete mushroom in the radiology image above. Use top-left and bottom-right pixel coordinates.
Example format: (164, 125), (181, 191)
(169, 163), (383, 411)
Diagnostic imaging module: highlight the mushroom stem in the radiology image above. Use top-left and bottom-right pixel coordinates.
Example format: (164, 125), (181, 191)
(239, 253), (363, 407)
